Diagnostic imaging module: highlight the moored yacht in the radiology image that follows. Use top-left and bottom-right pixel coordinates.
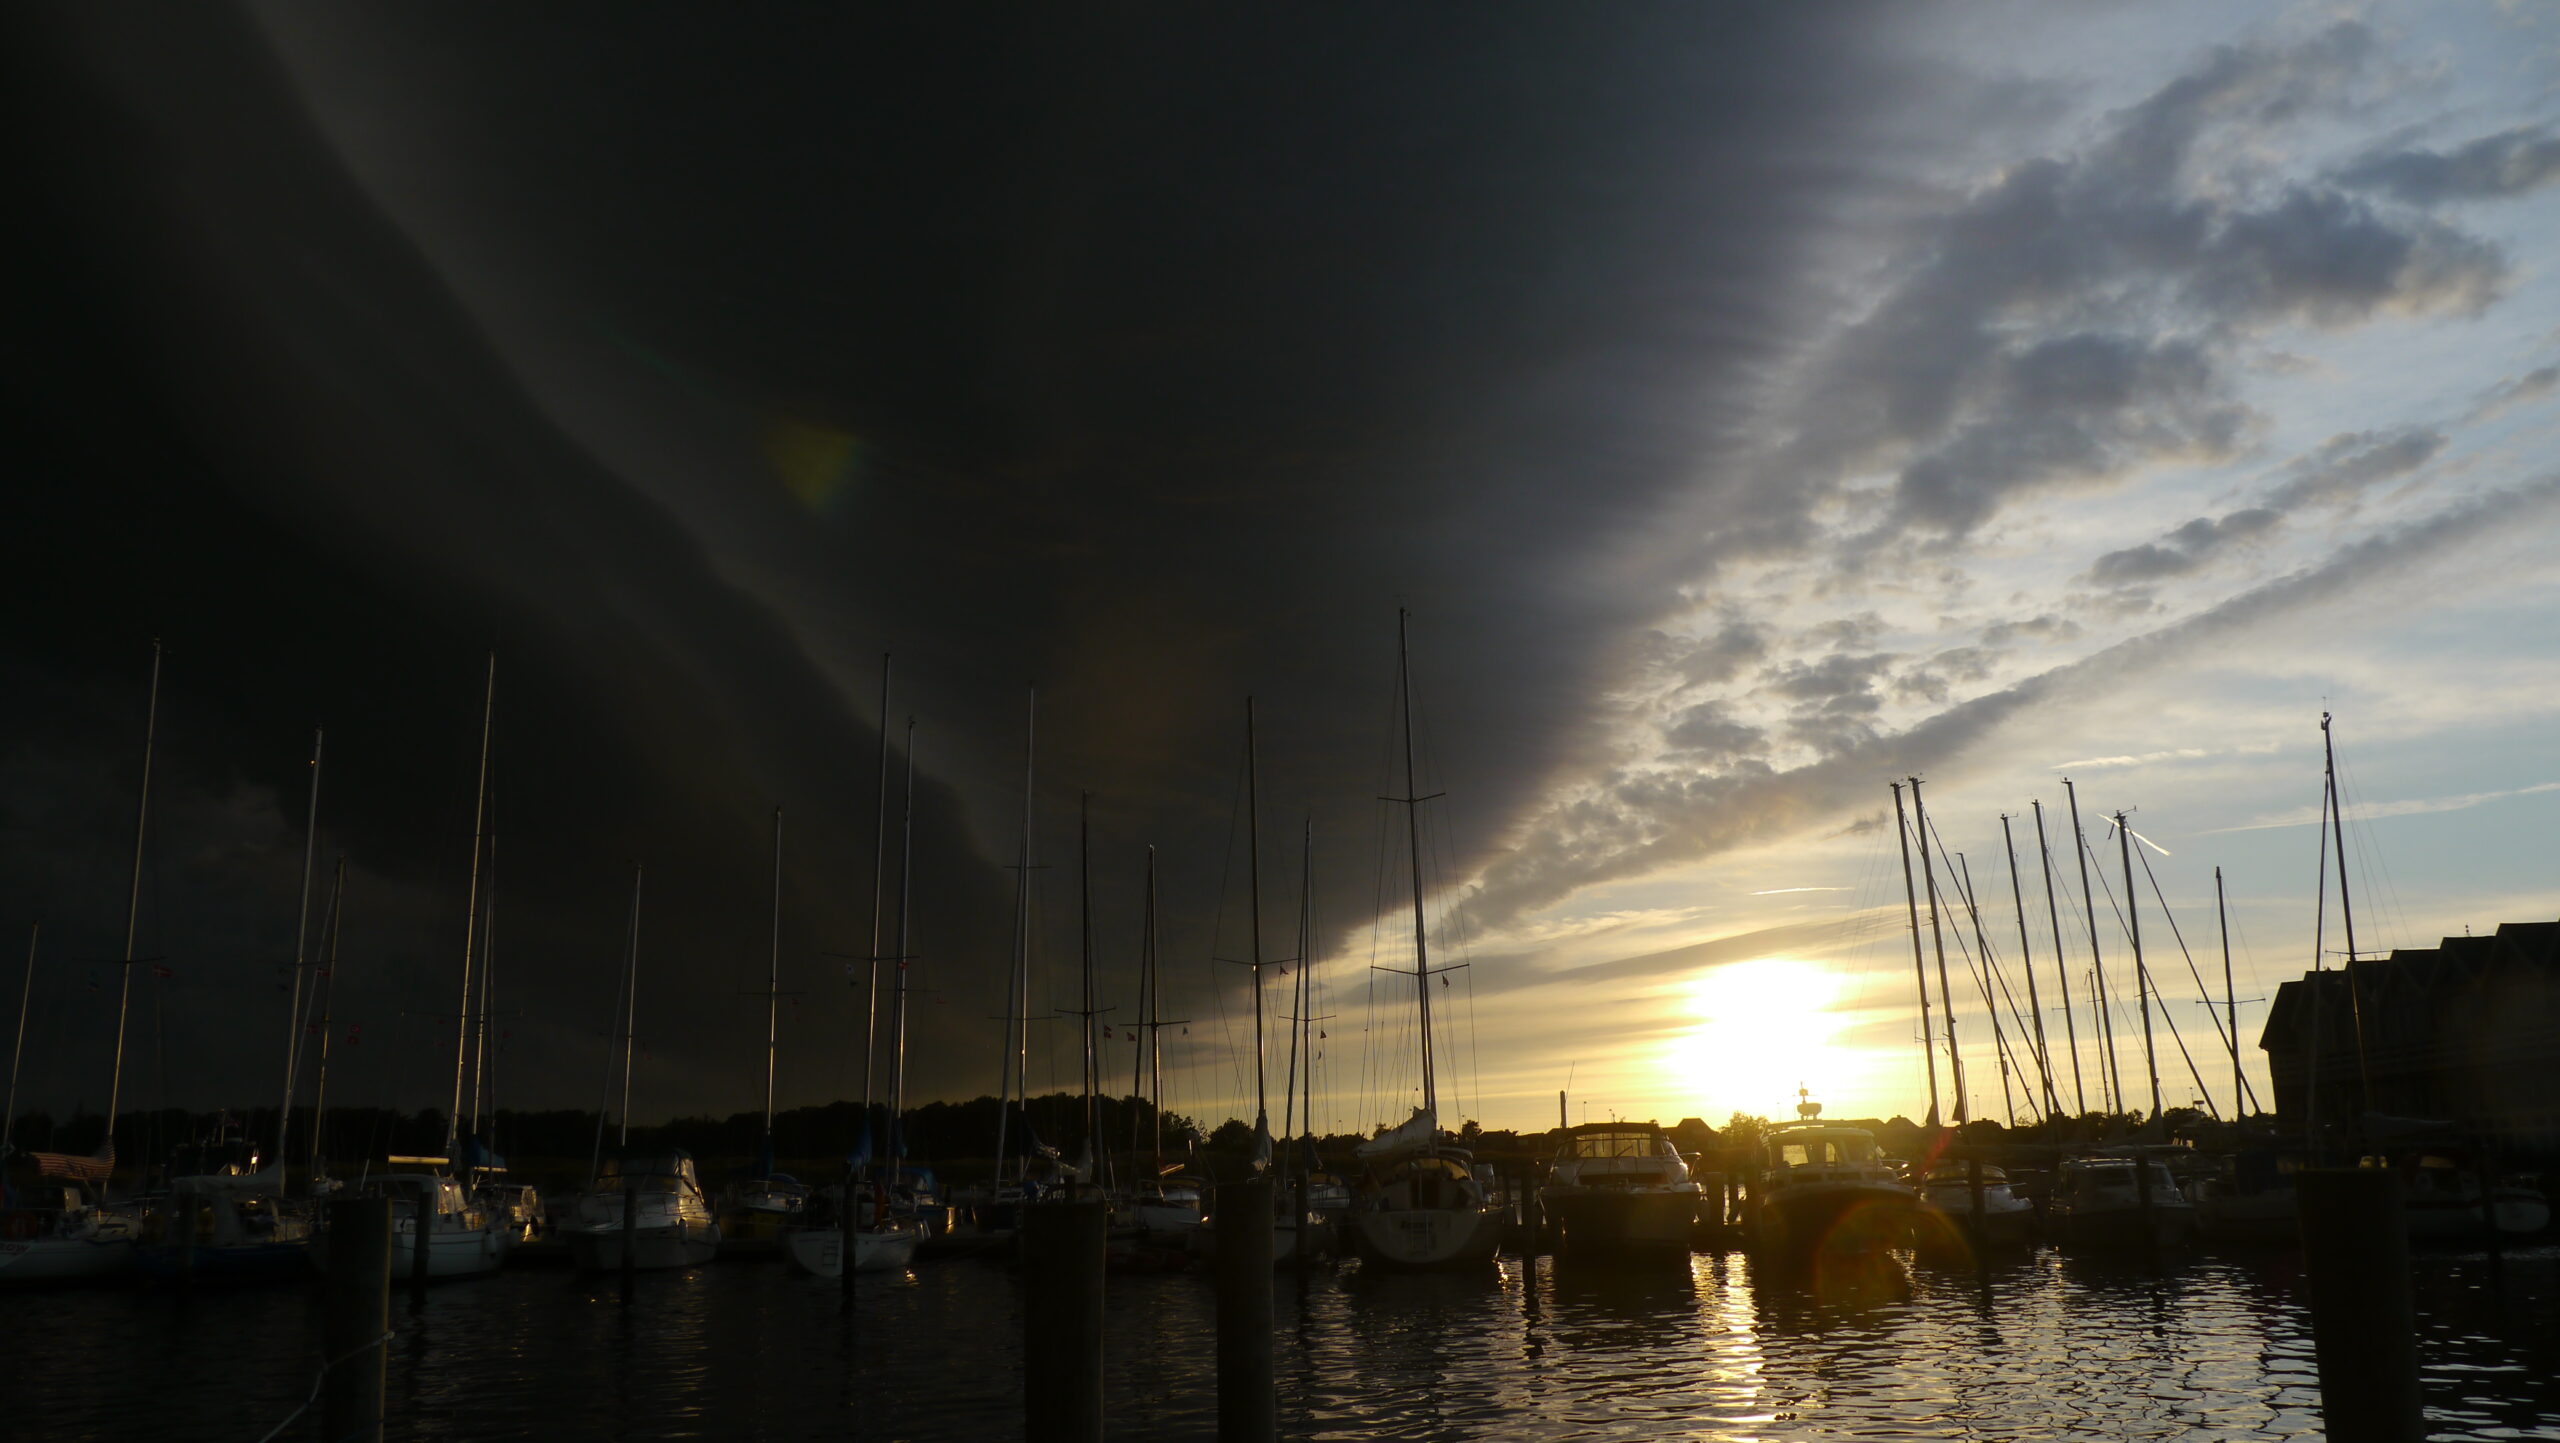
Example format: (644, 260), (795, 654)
(2048, 1154), (2195, 1249)
(134, 1167), (315, 1284)
(1750, 1109), (1917, 1259)
(339, 1170), (507, 1280)
(1348, 1110), (1506, 1269)
(1539, 1121), (1702, 1258)
(0, 1177), (137, 1284)
(1914, 1164), (2039, 1250)
(568, 1151), (721, 1270)
(1346, 616), (1505, 1272)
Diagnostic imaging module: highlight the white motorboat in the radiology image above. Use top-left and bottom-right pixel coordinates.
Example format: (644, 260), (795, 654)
(716, 1172), (810, 1256)
(1750, 1119), (1918, 1259)
(0, 1183), (137, 1284)
(783, 1218), (919, 1278)
(568, 1151), (721, 1270)
(1914, 1165), (2039, 1250)
(339, 1172), (505, 1280)
(2048, 1155), (2195, 1250)
(1539, 1122), (1702, 1258)
(2397, 1156), (2550, 1241)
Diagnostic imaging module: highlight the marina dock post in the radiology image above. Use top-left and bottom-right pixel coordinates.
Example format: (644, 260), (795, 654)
(2476, 1154), (2503, 1261)
(324, 1196), (390, 1443)
(1215, 1176), (1277, 1443)
(2296, 1168), (2423, 1443)
(620, 1181), (638, 1304)
(1023, 1198), (1106, 1443)
(2133, 1150), (2157, 1261)
(409, 1188), (431, 1299)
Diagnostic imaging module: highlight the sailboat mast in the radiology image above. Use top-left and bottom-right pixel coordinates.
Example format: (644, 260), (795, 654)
(446, 654), (495, 1156)
(2320, 713), (2372, 1116)
(890, 719), (915, 1185)
(103, 640), (162, 1158)
(1077, 792), (1098, 1172)
(862, 655), (891, 1154)
(2031, 801), (2085, 1115)
(1246, 697), (1269, 1146)
(471, 830), (499, 1139)
(996, 690), (1034, 1184)
(592, 862), (642, 1183)
(2001, 815), (2058, 1118)
(1131, 847), (1157, 1173)
(1906, 777), (1967, 1123)
(4, 925), (34, 1163)
(1282, 820), (1306, 1153)
(620, 864), (641, 1149)
(307, 860), (345, 1177)
(2063, 777), (2123, 1115)
(276, 728), (324, 1180)
(1889, 783), (1941, 1125)
(1955, 853), (2022, 1124)
(2216, 865), (2240, 1120)
(765, 807), (782, 1155)
(1297, 817), (1317, 1170)
(2115, 812), (2161, 1120)
(1395, 610), (1438, 1125)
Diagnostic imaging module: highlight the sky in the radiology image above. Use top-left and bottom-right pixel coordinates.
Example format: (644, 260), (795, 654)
(3, 3), (2556, 1147)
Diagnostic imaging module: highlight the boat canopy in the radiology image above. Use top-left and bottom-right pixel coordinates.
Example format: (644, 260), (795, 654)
(598, 1152), (702, 1190)
(1767, 1127), (1879, 1167)
(1560, 1124), (1673, 1159)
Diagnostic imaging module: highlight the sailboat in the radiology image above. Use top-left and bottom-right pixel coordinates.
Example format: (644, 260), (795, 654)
(1347, 614), (1505, 1270)
(967, 690), (1055, 1237)
(718, 809), (811, 1255)
(788, 716), (921, 1278)
(3, 652), (163, 1285)
(1110, 847), (1205, 1260)
(569, 863), (722, 1270)
(138, 721), (332, 1285)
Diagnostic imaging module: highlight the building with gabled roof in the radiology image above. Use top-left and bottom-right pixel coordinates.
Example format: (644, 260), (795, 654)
(2260, 918), (2560, 1162)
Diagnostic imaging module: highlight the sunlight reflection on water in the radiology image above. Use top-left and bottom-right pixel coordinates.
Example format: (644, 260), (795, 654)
(10, 1244), (2556, 1441)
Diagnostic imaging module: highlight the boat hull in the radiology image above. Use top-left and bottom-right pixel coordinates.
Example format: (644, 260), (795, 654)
(319, 1224), (506, 1280)
(132, 1241), (314, 1284)
(569, 1221), (720, 1271)
(2406, 1190), (2550, 1240)
(783, 1226), (917, 1278)
(1349, 1205), (1505, 1270)
(2194, 1188), (2297, 1245)
(1542, 1188), (1700, 1257)
(0, 1236), (134, 1283)
(1751, 1182), (1917, 1258)
(2052, 1201), (2196, 1250)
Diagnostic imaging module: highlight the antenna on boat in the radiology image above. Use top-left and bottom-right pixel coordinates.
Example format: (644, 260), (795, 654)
(861, 654), (891, 1177)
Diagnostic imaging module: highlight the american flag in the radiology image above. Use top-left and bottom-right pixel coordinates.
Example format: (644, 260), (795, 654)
(33, 1143), (112, 1185)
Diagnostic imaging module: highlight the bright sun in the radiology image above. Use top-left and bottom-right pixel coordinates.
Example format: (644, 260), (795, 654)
(1665, 957), (1863, 1118)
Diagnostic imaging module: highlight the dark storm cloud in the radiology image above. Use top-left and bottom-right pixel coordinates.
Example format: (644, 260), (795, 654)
(2086, 506), (2282, 586)
(6, 3), (1926, 1117)
(2340, 125), (2560, 205)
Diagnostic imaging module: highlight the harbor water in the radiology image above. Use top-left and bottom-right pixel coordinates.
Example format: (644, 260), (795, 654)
(10, 1244), (2557, 1440)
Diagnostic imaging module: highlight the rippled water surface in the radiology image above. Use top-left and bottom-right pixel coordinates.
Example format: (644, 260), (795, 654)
(11, 1244), (2558, 1440)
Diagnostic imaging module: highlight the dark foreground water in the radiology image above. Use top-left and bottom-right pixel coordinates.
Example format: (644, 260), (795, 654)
(10, 1243), (2558, 1441)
